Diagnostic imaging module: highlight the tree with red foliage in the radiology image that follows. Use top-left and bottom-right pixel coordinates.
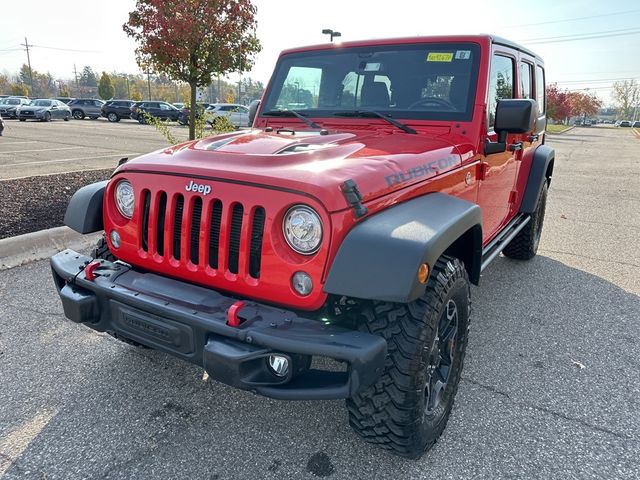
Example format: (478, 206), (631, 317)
(545, 83), (572, 123)
(124, 0), (261, 140)
(567, 90), (602, 123)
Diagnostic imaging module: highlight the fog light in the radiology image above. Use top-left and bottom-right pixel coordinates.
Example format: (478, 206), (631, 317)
(267, 355), (289, 377)
(292, 272), (313, 296)
(109, 230), (121, 249)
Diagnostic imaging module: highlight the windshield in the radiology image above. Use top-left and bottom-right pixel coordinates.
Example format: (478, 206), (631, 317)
(0, 98), (21, 105)
(32, 100), (52, 107)
(261, 42), (480, 122)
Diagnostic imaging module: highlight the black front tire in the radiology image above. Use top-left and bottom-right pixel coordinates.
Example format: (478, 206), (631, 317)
(107, 112), (119, 122)
(346, 255), (471, 458)
(72, 110), (85, 120)
(93, 235), (117, 262)
(503, 183), (548, 260)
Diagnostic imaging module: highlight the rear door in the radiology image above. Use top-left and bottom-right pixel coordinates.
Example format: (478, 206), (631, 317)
(477, 49), (520, 240)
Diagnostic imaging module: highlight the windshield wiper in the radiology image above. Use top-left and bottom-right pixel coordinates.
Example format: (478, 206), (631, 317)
(262, 109), (322, 129)
(333, 110), (417, 134)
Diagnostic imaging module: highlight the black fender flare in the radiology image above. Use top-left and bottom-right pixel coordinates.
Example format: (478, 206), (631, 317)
(323, 193), (482, 303)
(63, 181), (107, 234)
(520, 145), (554, 213)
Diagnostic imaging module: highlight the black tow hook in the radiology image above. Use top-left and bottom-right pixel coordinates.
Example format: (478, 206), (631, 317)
(341, 179), (368, 219)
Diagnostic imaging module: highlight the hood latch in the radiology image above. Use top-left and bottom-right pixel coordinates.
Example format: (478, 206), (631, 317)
(341, 179), (368, 219)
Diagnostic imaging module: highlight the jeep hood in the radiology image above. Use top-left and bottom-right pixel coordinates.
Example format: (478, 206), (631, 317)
(116, 129), (464, 212)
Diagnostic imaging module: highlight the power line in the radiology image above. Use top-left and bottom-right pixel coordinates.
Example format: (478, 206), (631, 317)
(31, 44), (101, 53)
(555, 77), (639, 85)
(520, 27), (640, 44)
(504, 8), (640, 29)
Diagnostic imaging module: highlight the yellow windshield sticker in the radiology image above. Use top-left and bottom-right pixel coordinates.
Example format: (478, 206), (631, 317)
(427, 52), (453, 62)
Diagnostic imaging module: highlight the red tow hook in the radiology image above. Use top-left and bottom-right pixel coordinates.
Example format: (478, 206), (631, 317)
(84, 260), (102, 281)
(227, 301), (246, 327)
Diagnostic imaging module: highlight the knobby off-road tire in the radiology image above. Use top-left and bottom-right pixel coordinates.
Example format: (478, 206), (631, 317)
(93, 235), (117, 262)
(503, 183), (548, 260)
(346, 255), (471, 458)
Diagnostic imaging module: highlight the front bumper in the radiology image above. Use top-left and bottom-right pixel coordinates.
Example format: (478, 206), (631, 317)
(18, 111), (44, 120)
(50, 250), (386, 400)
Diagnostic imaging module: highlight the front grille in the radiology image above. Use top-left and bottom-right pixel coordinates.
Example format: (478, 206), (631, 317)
(141, 190), (265, 279)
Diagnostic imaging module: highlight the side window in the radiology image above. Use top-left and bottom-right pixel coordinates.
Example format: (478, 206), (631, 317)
(520, 62), (533, 99)
(487, 54), (515, 130)
(535, 65), (545, 113)
(159, 103), (170, 110)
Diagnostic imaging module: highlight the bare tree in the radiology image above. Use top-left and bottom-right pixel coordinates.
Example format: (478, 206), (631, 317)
(612, 80), (639, 119)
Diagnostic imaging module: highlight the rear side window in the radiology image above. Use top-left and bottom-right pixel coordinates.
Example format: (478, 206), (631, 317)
(487, 54), (515, 130)
(520, 62), (533, 99)
(536, 65), (545, 113)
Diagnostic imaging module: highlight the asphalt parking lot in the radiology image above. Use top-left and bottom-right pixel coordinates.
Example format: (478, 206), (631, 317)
(0, 118), (188, 180)
(0, 126), (639, 479)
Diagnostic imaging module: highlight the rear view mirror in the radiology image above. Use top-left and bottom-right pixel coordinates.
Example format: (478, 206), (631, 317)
(248, 99), (261, 126)
(485, 99), (537, 155)
(494, 99), (537, 135)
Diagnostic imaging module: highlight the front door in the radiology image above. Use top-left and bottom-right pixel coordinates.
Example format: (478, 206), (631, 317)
(477, 51), (520, 242)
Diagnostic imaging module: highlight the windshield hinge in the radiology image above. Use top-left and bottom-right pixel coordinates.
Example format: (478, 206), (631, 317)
(341, 179), (368, 219)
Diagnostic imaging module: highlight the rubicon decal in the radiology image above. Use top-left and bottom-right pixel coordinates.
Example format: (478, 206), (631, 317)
(384, 155), (459, 187)
(185, 180), (212, 195)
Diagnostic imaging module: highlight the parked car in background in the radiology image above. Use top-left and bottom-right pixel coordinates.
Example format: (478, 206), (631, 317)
(17, 99), (71, 122)
(68, 98), (105, 120)
(101, 100), (135, 122)
(632, 121), (640, 128)
(177, 102), (211, 125)
(618, 120), (632, 127)
(204, 103), (249, 127)
(0, 97), (31, 119)
(130, 101), (181, 123)
(583, 119), (592, 127)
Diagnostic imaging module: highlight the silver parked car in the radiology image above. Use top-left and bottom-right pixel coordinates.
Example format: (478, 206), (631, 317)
(0, 97), (31, 119)
(17, 99), (71, 122)
(204, 103), (250, 127)
(68, 98), (105, 120)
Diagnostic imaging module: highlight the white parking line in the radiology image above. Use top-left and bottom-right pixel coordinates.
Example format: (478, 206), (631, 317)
(1, 152), (143, 167)
(0, 141), (40, 145)
(0, 146), (84, 155)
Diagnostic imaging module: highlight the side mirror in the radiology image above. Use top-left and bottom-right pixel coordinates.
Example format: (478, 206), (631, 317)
(485, 99), (538, 155)
(248, 99), (261, 126)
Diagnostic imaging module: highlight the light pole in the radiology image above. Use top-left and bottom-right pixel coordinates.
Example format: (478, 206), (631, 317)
(322, 29), (342, 42)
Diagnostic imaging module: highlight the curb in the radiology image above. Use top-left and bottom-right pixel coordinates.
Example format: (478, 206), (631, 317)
(0, 226), (101, 270)
(545, 125), (575, 135)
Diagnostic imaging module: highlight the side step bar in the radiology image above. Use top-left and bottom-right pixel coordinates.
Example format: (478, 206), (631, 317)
(480, 213), (531, 271)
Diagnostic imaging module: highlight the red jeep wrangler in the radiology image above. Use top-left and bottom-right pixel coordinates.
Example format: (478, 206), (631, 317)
(52, 35), (553, 458)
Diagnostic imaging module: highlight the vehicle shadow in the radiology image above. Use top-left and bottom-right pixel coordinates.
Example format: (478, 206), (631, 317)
(3, 255), (639, 479)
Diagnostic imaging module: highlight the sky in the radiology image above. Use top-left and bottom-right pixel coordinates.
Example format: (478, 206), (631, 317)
(1, 0), (639, 105)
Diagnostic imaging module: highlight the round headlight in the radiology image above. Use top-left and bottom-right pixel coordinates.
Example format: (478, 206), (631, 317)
(283, 205), (323, 254)
(115, 180), (135, 219)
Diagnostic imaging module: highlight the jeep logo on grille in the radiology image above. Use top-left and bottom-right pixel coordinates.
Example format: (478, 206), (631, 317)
(185, 180), (211, 196)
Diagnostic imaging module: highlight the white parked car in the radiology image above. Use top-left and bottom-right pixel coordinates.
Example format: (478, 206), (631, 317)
(205, 103), (249, 127)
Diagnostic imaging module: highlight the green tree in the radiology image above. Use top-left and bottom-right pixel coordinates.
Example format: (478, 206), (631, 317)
(98, 72), (115, 99)
(124, 0), (261, 141)
(11, 83), (29, 96)
(79, 66), (98, 87)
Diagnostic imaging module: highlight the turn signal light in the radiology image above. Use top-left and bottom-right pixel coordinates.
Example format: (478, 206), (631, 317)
(418, 263), (429, 284)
